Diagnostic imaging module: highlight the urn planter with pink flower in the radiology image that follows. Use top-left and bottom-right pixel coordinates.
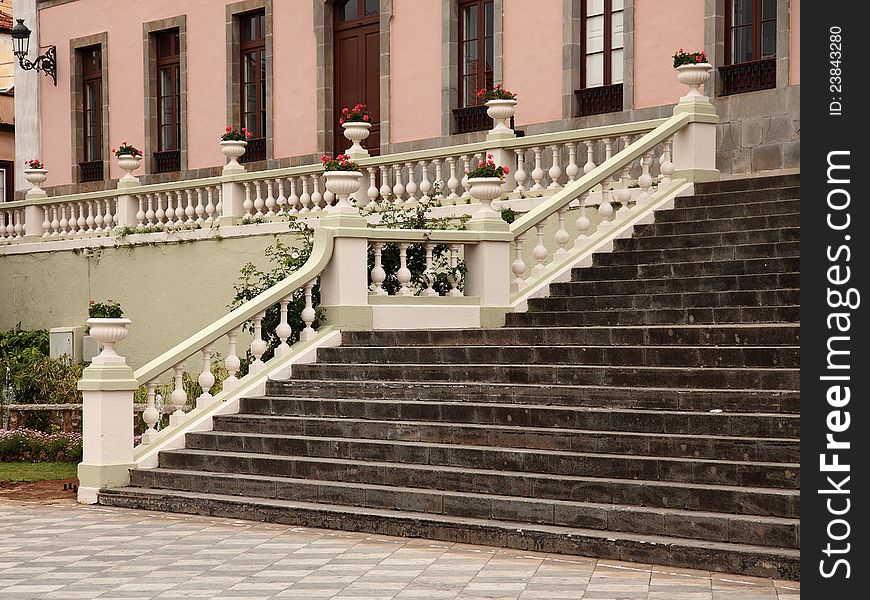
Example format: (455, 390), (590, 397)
(673, 48), (713, 99)
(340, 103), (373, 156)
(467, 154), (510, 216)
(321, 154), (363, 213)
(221, 126), (253, 169)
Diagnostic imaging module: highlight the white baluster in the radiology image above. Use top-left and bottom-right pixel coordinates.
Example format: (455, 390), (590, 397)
(58, 204), (69, 236)
(184, 190), (196, 224)
(531, 147), (545, 191)
(301, 281), (316, 341)
(288, 177), (300, 214)
(174, 191), (186, 224)
(141, 379), (160, 444)
(637, 150), (655, 207)
(85, 201), (95, 233)
(93, 201), (104, 233)
(311, 175), (323, 212)
(205, 187), (216, 223)
(223, 328), (241, 391)
(0, 211), (7, 239)
(214, 187), (223, 216)
(433, 159), (444, 202)
(323, 187), (335, 209)
(460, 155), (472, 200)
(575, 191), (591, 243)
(659, 139), (674, 185)
(379, 165), (391, 206)
(548, 145), (562, 190)
(135, 196), (146, 227)
(404, 162), (418, 205)
(265, 180), (276, 216)
(250, 312), (267, 372)
(253, 181), (266, 216)
(418, 161), (432, 204)
(242, 182), (254, 217)
(50, 206), (60, 237)
(370, 242), (387, 296)
(396, 243), (413, 296)
(76, 202), (87, 234)
(197, 345), (215, 409)
(422, 243), (438, 297)
(104, 199), (114, 232)
(299, 176), (311, 213)
(584, 140), (597, 175)
(532, 222), (548, 276)
(615, 163), (633, 217)
(511, 234), (527, 293)
(276, 179), (287, 215)
(392, 164), (405, 205)
(554, 207), (571, 261)
(447, 244), (463, 297)
(566, 144), (580, 183)
(514, 149), (528, 192)
(168, 362), (188, 426)
(194, 189), (205, 223)
(367, 168), (379, 210)
(446, 157), (460, 201)
(146, 194), (156, 225)
(275, 296), (292, 357)
(41, 207), (51, 238)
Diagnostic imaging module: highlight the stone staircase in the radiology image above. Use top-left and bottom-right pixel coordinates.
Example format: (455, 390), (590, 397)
(100, 174), (800, 579)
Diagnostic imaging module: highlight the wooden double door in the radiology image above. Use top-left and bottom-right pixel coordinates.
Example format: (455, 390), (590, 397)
(334, 0), (381, 156)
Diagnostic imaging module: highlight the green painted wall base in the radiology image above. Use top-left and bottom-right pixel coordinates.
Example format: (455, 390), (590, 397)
(675, 168), (720, 182)
(320, 304), (374, 330)
(480, 306), (512, 328)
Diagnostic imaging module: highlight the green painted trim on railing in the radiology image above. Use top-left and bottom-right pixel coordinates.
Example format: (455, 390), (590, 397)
(509, 112), (694, 239)
(132, 227), (337, 385)
(368, 295), (480, 306)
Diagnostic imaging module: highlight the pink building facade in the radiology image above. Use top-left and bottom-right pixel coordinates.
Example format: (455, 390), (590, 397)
(17, 0), (800, 195)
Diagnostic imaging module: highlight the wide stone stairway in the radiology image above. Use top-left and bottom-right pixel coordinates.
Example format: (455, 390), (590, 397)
(101, 174), (800, 579)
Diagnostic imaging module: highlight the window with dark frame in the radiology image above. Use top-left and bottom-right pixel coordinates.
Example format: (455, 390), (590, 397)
(80, 46), (104, 183)
(0, 161), (12, 203)
(453, 0), (494, 134)
(720, 0), (777, 95)
(239, 11), (266, 163)
(575, 0), (624, 118)
(155, 29), (181, 173)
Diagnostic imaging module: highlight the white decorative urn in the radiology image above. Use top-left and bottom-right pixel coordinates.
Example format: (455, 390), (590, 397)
(342, 121), (371, 157)
(467, 176), (504, 216)
(221, 140), (248, 169)
(323, 170), (364, 212)
(116, 154), (141, 184)
(485, 99), (517, 135)
(86, 318), (132, 365)
(23, 169), (48, 194)
(675, 62), (713, 100)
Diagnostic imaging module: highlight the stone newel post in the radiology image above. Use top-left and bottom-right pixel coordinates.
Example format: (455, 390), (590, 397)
(317, 213), (374, 330)
(76, 319), (138, 504)
(463, 198), (513, 328)
(672, 69), (720, 183)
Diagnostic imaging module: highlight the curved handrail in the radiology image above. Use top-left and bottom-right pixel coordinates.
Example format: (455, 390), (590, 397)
(509, 112), (692, 239)
(132, 226), (337, 385)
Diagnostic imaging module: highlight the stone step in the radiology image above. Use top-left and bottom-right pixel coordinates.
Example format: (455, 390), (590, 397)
(549, 274), (800, 297)
(239, 397), (800, 438)
(99, 488), (800, 579)
(527, 289), (799, 312)
(505, 305), (800, 327)
(570, 257), (799, 281)
(315, 344), (799, 368)
(128, 469), (800, 549)
(263, 380), (801, 413)
(693, 174), (800, 194)
(653, 199), (800, 223)
(212, 415), (800, 463)
(181, 432), (800, 488)
(633, 212), (799, 237)
(144, 450), (801, 517)
(288, 362), (800, 390)
(614, 226), (799, 251)
(673, 186), (800, 208)
(591, 241), (799, 266)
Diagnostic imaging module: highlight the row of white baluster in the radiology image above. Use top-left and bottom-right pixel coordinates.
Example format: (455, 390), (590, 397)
(511, 137), (675, 292)
(134, 186), (222, 228)
(38, 199), (118, 238)
(369, 242), (465, 297)
(0, 208), (23, 241)
(138, 279), (318, 445)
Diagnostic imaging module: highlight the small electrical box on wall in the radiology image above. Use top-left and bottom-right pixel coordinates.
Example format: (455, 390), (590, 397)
(49, 326), (86, 362)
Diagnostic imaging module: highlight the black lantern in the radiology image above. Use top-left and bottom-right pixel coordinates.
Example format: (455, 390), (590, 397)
(11, 19), (57, 86)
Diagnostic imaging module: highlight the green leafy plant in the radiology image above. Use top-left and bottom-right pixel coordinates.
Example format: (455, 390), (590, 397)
(0, 428), (82, 462)
(320, 153), (360, 172)
(222, 126), (254, 141)
(0, 328), (83, 407)
(467, 154), (510, 179)
(476, 84), (516, 101)
(673, 48), (708, 68)
(88, 299), (123, 319)
(113, 142), (142, 158)
(500, 207), (517, 223)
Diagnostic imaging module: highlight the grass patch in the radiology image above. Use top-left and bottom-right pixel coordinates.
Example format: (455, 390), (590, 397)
(0, 461), (78, 483)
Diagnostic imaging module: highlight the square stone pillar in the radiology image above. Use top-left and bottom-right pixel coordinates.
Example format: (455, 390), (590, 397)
(318, 213), (373, 330)
(672, 98), (720, 183)
(464, 216), (513, 327)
